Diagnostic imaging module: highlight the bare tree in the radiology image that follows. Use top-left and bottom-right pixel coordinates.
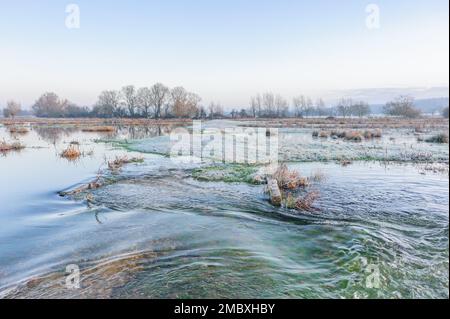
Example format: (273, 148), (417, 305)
(351, 101), (371, 117)
(32, 92), (69, 117)
(137, 87), (153, 118)
(275, 94), (289, 117)
(293, 95), (309, 117)
(383, 96), (421, 118)
(121, 85), (138, 117)
(250, 96), (258, 118)
(169, 87), (201, 118)
(255, 94), (262, 117)
(305, 97), (315, 117)
(171, 87), (188, 118)
(262, 92), (275, 117)
(5, 100), (21, 118)
(292, 96), (302, 117)
(315, 98), (328, 117)
(208, 102), (224, 119)
(151, 83), (170, 119)
(186, 92), (201, 117)
(93, 90), (122, 118)
(337, 98), (353, 118)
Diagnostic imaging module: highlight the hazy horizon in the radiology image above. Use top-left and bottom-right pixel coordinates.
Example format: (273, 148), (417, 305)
(1, 0), (448, 108)
(4, 86), (450, 111)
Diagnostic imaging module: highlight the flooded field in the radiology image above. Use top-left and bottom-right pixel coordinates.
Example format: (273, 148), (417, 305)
(0, 118), (448, 299)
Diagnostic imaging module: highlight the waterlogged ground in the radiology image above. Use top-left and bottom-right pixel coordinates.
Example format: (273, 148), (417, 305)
(0, 119), (448, 298)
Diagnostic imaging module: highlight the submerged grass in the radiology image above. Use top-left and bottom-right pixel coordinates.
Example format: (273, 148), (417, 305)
(108, 155), (144, 172)
(191, 164), (260, 184)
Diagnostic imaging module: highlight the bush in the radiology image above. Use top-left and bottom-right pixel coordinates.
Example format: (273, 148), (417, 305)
(343, 131), (363, 142)
(425, 133), (449, 144)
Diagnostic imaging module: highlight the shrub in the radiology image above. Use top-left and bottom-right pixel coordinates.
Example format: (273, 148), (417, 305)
(60, 145), (81, 160)
(425, 133), (449, 144)
(318, 131), (329, 138)
(343, 131), (363, 142)
(363, 129), (382, 139)
(273, 164), (306, 189)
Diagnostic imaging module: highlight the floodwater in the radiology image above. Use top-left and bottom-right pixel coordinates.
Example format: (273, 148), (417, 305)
(0, 121), (448, 299)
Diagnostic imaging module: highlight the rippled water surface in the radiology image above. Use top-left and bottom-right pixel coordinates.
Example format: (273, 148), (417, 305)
(0, 122), (448, 298)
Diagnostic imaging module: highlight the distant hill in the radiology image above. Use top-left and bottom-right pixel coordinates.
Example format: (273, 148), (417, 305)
(370, 97), (449, 115)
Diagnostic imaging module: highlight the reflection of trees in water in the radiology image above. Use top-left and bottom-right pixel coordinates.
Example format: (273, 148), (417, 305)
(33, 124), (184, 143)
(33, 126), (79, 144)
(116, 125), (179, 140)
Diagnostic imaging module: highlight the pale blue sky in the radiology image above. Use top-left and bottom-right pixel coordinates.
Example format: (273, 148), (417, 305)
(0, 0), (448, 108)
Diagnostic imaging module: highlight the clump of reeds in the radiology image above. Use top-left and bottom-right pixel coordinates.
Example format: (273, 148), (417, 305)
(312, 130), (330, 138)
(107, 155), (144, 172)
(328, 129), (381, 142)
(273, 164), (308, 190)
(81, 126), (115, 132)
(0, 141), (25, 152)
(363, 129), (382, 139)
(330, 131), (347, 139)
(343, 131), (363, 142)
(319, 131), (329, 138)
(9, 126), (29, 134)
(267, 164), (323, 212)
(60, 145), (81, 160)
(425, 133), (449, 144)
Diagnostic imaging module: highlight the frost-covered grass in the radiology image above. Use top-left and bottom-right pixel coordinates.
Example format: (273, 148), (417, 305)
(279, 128), (448, 163)
(191, 164), (259, 184)
(94, 121), (449, 164)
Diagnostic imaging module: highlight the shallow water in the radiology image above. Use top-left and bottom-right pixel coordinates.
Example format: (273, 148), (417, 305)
(0, 122), (448, 298)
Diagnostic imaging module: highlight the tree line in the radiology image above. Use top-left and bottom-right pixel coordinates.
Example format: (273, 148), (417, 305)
(246, 92), (397, 118)
(2, 87), (448, 119)
(28, 84), (205, 119)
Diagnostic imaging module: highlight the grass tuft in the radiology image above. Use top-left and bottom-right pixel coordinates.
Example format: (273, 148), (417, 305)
(60, 145), (81, 160)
